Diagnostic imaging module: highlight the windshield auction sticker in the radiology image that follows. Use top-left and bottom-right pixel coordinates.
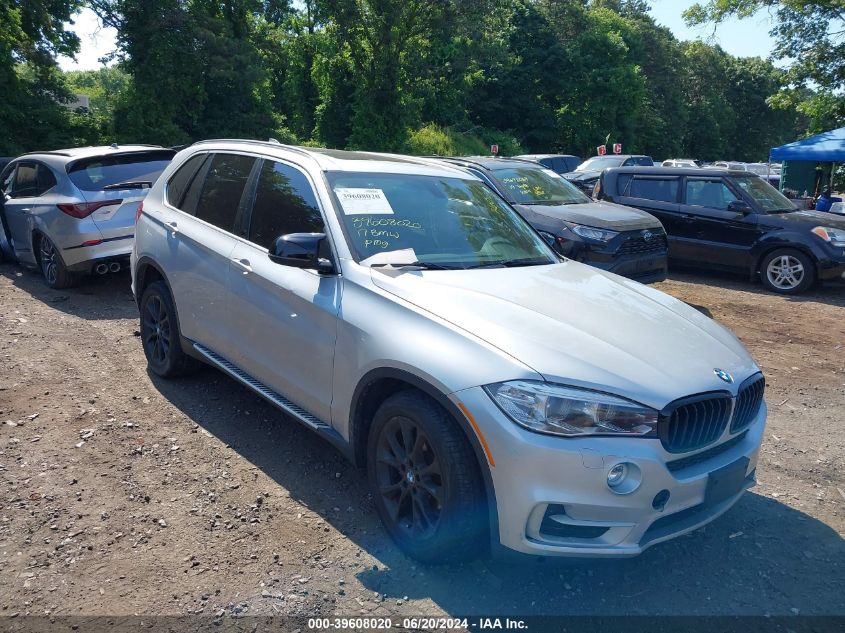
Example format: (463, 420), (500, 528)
(334, 188), (394, 215)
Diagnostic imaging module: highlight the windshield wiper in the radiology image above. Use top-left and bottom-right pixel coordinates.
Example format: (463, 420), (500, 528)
(102, 180), (153, 190)
(464, 258), (552, 269)
(370, 261), (460, 270)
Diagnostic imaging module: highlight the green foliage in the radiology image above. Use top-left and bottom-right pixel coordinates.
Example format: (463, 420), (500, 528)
(404, 124), (523, 157)
(685, 0), (845, 134)
(0, 0), (834, 161)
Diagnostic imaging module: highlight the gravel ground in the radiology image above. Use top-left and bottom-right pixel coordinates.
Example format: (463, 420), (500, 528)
(0, 263), (843, 618)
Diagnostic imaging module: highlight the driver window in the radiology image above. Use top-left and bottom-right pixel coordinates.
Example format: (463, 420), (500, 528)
(685, 179), (738, 210)
(247, 161), (324, 250)
(11, 163), (39, 198)
(1, 166), (15, 196)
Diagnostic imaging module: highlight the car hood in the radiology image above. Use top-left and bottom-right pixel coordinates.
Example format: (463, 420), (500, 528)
(771, 209), (845, 230)
(515, 201), (662, 231)
(566, 170), (601, 182)
(370, 262), (758, 409)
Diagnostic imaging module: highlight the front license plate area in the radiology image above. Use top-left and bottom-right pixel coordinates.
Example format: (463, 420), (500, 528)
(635, 257), (661, 272)
(705, 456), (750, 506)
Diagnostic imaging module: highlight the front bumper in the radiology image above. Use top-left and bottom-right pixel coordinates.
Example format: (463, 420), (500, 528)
(816, 251), (845, 281)
(452, 386), (765, 558)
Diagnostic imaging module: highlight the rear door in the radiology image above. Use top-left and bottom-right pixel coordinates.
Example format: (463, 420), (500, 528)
(67, 150), (174, 244)
(160, 152), (258, 357)
(677, 177), (760, 269)
(227, 158), (340, 423)
(614, 173), (680, 233)
(2, 162), (56, 260)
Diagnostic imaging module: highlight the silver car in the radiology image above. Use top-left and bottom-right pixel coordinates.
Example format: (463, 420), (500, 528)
(131, 140), (766, 562)
(0, 145), (175, 288)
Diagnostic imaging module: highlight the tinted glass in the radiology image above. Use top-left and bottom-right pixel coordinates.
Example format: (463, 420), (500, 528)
(623, 156), (654, 167)
(685, 180), (738, 210)
(627, 177), (679, 203)
(248, 161), (324, 249)
(733, 176), (796, 213)
(194, 153), (256, 232)
(491, 167), (589, 204)
(67, 150), (174, 191)
(11, 163), (38, 197)
(0, 165), (14, 195)
(327, 171), (556, 268)
(166, 154), (207, 209)
(37, 165), (56, 194)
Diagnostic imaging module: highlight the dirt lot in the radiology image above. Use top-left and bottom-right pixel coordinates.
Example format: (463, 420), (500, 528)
(0, 263), (843, 618)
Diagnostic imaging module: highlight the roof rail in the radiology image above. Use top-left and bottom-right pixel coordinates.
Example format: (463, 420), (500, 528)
(190, 138), (316, 160)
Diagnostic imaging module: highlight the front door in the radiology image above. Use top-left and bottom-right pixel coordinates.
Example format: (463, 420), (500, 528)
(227, 158), (340, 423)
(679, 177), (760, 270)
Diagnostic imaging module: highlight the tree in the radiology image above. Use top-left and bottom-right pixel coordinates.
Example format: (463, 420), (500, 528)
(0, 0), (85, 154)
(684, 0), (845, 131)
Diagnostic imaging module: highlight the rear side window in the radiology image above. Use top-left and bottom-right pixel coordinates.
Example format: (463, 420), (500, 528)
(194, 153), (256, 232)
(67, 150), (174, 191)
(685, 179), (738, 210)
(37, 165), (57, 193)
(626, 177), (679, 203)
(248, 161), (324, 249)
(166, 154), (207, 210)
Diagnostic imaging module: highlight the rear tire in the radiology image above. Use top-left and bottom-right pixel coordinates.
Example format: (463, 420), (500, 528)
(37, 233), (77, 289)
(139, 280), (200, 378)
(367, 390), (487, 563)
(760, 248), (815, 294)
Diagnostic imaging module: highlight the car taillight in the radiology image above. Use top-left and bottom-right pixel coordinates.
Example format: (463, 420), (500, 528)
(135, 201), (144, 224)
(57, 199), (123, 219)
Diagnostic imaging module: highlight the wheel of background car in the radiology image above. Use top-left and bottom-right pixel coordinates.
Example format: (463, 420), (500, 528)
(139, 280), (201, 377)
(37, 234), (77, 289)
(367, 390), (486, 563)
(760, 249), (815, 294)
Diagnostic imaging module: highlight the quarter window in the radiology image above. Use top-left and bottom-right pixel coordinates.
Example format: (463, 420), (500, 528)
(193, 154), (256, 232)
(166, 154), (207, 210)
(11, 163), (39, 197)
(248, 161), (324, 249)
(627, 177), (679, 203)
(685, 180), (738, 210)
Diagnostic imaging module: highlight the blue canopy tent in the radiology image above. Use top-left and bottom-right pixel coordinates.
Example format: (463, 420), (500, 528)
(770, 127), (845, 162)
(770, 127), (844, 197)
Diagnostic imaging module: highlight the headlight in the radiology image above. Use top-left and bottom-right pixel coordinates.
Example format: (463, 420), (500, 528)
(812, 226), (845, 247)
(568, 223), (619, 243)
(484, 380), (658, 437)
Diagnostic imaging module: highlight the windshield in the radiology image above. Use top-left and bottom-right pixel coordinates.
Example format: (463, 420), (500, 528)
(326, 171), (557, 268)
(576, 156), (626, 172)
(491, 166), (590, 205)
(733, 176), (797, 213)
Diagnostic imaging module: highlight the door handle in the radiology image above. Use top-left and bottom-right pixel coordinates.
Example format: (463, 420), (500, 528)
(164, 221), (178, 235)
(231, 257), (252, 274)
(20, 208), (31, 213)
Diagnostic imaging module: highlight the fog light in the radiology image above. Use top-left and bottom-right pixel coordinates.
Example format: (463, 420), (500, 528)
(605, 462), (642, 495)
(607, 463), (627, 488)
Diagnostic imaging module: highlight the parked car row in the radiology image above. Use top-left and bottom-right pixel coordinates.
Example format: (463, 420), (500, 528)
(129, 139), (767, 562)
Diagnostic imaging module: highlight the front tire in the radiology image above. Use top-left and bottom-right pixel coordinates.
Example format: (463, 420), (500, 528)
(760, 248), (815, 294)
(37, 233), (77, 289)
(139, 280), (200, 378)
(367, 390), (487, 563)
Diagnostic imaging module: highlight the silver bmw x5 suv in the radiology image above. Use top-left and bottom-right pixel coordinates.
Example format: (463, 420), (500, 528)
(131, 139), (766, 562)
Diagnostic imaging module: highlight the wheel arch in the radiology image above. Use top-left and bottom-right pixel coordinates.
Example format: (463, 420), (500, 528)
(134, 256), (198, 358)
(348, 367), (499, 546)
(751, 238), (819, 281)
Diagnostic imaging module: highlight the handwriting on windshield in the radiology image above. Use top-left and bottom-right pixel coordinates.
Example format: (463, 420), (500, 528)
(351, 216), (423, 250)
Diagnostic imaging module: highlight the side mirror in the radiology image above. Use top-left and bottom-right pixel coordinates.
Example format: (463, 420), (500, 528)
(268, 233), (334, 274)
(727, 200), (753, 215)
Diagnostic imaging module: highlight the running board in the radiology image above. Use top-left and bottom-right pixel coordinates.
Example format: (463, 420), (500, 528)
(193, 342), (336, 434)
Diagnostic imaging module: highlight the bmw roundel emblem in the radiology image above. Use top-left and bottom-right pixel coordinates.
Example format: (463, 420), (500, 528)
(714, 368), (734, 384)
(642, 230), (653, 240)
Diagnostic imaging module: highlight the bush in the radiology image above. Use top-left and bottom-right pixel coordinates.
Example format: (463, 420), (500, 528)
(404, 124), (524, 157)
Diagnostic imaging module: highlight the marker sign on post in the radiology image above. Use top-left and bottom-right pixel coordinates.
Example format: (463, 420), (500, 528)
(597, 145), (607, 156)
(491, 144), (499, 156)
(334, 188), (394, 215)
(613, 143), (622, 154)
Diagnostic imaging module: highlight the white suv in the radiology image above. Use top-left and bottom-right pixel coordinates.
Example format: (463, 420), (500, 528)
(131, 140), (766, 562)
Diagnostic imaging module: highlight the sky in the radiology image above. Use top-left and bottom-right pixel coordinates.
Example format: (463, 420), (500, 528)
(57, 1), (778, 72)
